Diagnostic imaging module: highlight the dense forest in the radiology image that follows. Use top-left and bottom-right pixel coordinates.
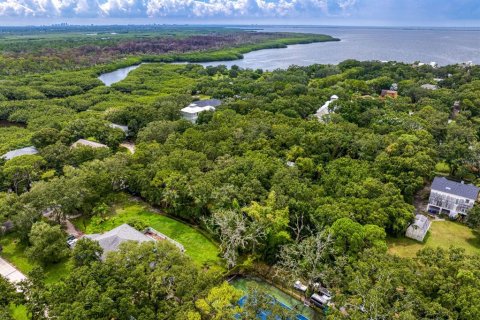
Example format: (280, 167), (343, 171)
(1, 27), (480, 319)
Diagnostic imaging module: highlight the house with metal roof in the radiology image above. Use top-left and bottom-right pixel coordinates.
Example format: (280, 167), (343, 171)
(181, 99), (222, 123)
(1, 146), (38, 161)
(405, 214), (431, 241)
(71, 139), (108, 149)
(427, 177), (480, 217)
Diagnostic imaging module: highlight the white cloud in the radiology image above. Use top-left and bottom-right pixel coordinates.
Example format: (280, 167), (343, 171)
(0, 0), (358, 18)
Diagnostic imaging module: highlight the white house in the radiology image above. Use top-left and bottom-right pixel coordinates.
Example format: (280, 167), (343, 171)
(315, 95), (338, 122)
(181, 99), (222, 123)
(427, 177), (480, 217)
(405, 214), (431, 241)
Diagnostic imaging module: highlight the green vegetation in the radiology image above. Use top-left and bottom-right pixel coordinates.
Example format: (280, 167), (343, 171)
(1, 27), (480, 318)
(0, 234), (69, 284)
(388, 220), (480, 258)
(74, 202), (222, 267)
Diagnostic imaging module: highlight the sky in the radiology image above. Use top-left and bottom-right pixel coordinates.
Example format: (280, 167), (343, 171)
(0, 0), (479, 26)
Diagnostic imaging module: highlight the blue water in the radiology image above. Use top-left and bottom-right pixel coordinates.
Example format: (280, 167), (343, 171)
(199, 26), (480, 70)
(98, 64), (141, 86)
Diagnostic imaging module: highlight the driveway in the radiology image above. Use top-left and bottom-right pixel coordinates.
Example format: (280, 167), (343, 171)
(0, 257), (26, 283)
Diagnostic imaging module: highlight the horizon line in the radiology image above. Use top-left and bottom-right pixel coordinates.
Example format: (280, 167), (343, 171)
(1, 23), (480, 29)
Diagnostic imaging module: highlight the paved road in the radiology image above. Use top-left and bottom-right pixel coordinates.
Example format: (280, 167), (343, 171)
(0, 257), (26, 283)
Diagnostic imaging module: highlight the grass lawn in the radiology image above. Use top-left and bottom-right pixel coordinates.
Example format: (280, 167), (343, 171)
(388, 220), (480, 258)
(74, 203), (223, 268)
(0, 234), (69, 284)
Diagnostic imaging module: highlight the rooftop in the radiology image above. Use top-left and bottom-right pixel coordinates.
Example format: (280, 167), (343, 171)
(2, 146), (38, 160)
(181, 99), (222, 114)
(71, 139), (108, 149)
(109, 123), (129, 134)
(431, 177), (480, 200)
(411, 214), (431, 231)
(84, 224), (153, 258)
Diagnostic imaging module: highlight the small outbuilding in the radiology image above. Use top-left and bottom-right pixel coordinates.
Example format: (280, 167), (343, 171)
(181, 99), (222, 123)
(405, 214), (431, 242)
(71, 139), (108, 149)
(2, 146), (38, 160)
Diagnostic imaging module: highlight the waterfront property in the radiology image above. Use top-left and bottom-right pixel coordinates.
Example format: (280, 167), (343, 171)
(181, 99), (222, 123)
(405, 214), (431, 242)
(1, 146), (38, 161)
(71, 139), (108, 149)
(427, 177), (480, 217)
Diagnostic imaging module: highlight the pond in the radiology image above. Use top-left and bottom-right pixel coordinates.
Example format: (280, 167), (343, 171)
(231, 277), (320, 320)
(98, 64), (142, 86)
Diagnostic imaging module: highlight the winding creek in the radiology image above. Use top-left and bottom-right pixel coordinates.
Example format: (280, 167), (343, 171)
(98, 64), (142, 86)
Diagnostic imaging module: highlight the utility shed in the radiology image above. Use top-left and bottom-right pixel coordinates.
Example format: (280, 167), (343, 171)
(406, 214), (431, 242)
(2, 146), (38, 160)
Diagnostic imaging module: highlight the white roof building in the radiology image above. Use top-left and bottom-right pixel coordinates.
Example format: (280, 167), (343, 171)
(2, 146), (38, 160)
(181, 99), (222, 123)
(71, 139), (108, 149)
(315, 95), (339, 122)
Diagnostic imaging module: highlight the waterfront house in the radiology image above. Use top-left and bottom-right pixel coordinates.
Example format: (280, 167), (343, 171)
(405, 214), (431, 241)
(427, 177), (480, 217)
(71, 139), (108, 149)
(1, 146), (38, 161)
(181, 99), (222, 123)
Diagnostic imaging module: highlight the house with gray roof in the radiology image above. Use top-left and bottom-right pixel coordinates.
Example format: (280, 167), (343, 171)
(181, 99), (222, 123)
(427, 177), (480, 217)
(406, 214), (431, 241)
(83, 224), (185, 260)
(2, 146), (38, 161)
(84, 224), (154, 260)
